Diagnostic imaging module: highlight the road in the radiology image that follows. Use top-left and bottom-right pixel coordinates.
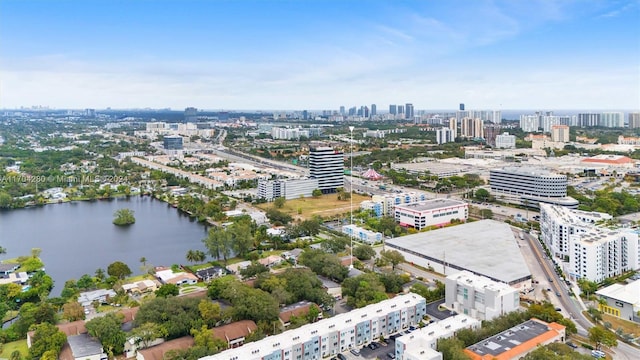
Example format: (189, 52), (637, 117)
(522, 232), (640, 360)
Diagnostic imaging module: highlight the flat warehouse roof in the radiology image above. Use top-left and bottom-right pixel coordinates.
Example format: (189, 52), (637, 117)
(396, 199), (466, 212)
(386, 220), (531, 284)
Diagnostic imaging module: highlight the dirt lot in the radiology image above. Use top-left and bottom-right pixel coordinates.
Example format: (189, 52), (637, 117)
(256, 193), (371, 220)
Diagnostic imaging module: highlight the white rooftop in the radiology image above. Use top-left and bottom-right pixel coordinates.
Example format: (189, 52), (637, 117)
(447, 271), (517, 295)
(596, 280), (640, 305)
(386, 220), (531, 284)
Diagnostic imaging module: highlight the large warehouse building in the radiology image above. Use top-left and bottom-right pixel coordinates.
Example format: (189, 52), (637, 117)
(385, 220), (532, 289)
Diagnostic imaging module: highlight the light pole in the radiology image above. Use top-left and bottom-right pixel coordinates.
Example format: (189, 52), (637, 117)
(349, 126), (354, 269)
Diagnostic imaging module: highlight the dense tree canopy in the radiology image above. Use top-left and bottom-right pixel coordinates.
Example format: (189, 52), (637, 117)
(86, 313), (127, 356)
(107, 261), (132, 280)
(28, 323), (67, 360)
(134, 296), (203, 339)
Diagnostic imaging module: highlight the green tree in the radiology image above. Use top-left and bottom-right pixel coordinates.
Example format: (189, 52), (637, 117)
(76, 273), (95, 290)
(353, 244), (376, 260)
(380, 249), (405, 270)
(107, 261), (132, 280)
(155, 283), (180, 298)
(588, 326), (617, 350)
(62, 301), (85, 321)
(0, 246), (6, 255)
(31, 247), (42, 258)
(134, 296), (202, 339)
(239, 262), (269, 279)
(113, 208), (135, 225)
(203, 228), (234, 265)
(185, 250), (206, 264)
(312, 189), (322, 197)
(28, 323), (67, 360)
(130, 322), (168, 349)
(9, 350), (22, 360)
(474, 188), (490, 202)
(273, 197), (286, 209)
(479, 208), (493, 219)
(95, 268), (106, 282)
(198, 299), (222, 327)
(86, 313), (127, 356)
(341, 273), (388, 308)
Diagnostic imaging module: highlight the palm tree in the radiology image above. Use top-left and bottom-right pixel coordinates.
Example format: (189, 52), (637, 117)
(139, 257), (147, 267)
(186, 250), (198, 264)
(95, 268), (105, 282)
(0, 246), (6, 255)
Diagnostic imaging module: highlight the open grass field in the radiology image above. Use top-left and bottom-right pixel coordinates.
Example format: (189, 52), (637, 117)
(256, 193), (371, 220)
(602, 313), (640, 337)
(0, 339), (28, 359)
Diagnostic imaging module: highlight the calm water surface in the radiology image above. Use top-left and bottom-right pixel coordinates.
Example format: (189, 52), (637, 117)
(0, 196), (209, 296)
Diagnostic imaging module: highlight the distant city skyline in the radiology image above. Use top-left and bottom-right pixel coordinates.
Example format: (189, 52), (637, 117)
(1, 0), (639, 110)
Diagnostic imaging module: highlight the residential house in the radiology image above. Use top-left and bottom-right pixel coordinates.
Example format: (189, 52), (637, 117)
(121, 280), (160, 295)
(258, 255), (283, 268)
(211, 320), (258, 348)
(226, 261), (251, 274)
(59, 334), (107, 360)
(0, 262), (20, 276)
(318, 276), (342, 300)
(124, 337), (165, 359)
(155, 267), (198, 286)
(281, 249), (304, 264)
(195, 267), (226, 282)
(136, 336), (195, 360)
(278, 301), (322, 328)
(78, 289), (117, 309)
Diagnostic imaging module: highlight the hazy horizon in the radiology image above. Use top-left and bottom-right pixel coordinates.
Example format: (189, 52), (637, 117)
(1, 0), (639, 110)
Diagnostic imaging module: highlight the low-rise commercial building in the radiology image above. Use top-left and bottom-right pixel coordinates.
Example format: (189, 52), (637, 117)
(464, 319), (566, 360)
(445, 271), (520, 321)
(394, 199), (468, 230)
(596, 279), (640, 322)
(201, 293), (427, 360)
(257, 178), (319, 201)
(385, 220), (532, 288)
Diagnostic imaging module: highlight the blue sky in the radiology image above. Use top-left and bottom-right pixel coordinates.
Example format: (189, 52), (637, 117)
(1, 0), (639, 110)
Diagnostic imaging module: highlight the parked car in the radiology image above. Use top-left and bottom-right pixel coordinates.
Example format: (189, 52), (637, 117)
(387, 352), (396, 359)
(566, 342), (578, 349)
(336, 354), (346, 360)
(350, 348), (360, 356)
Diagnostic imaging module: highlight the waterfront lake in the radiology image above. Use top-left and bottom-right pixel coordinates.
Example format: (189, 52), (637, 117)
(0, 196), (210, 296)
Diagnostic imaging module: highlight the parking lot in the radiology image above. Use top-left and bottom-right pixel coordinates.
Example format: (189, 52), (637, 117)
(338, 338), (396, 360)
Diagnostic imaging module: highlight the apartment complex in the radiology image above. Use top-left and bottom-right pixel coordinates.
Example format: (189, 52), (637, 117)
(494, 132), (515, 149)
(436, 127), (454, 144)
(309, 147), (343, 194)
(202, 293), (427, 360)
(394, 199), (468, 230)
(540, 204), (640, 282)
(341, 224), (383, 245)
(445, 271), (520, 321)
(539, 203), (612, 258)
(363, 192), (430, 217)
(489, 167), (578, 209)
(551, 125), (570, 142)
(395, 315), (481, 360)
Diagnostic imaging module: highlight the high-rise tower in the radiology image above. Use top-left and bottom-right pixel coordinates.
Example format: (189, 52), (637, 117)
(309, 147), (344, 194)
